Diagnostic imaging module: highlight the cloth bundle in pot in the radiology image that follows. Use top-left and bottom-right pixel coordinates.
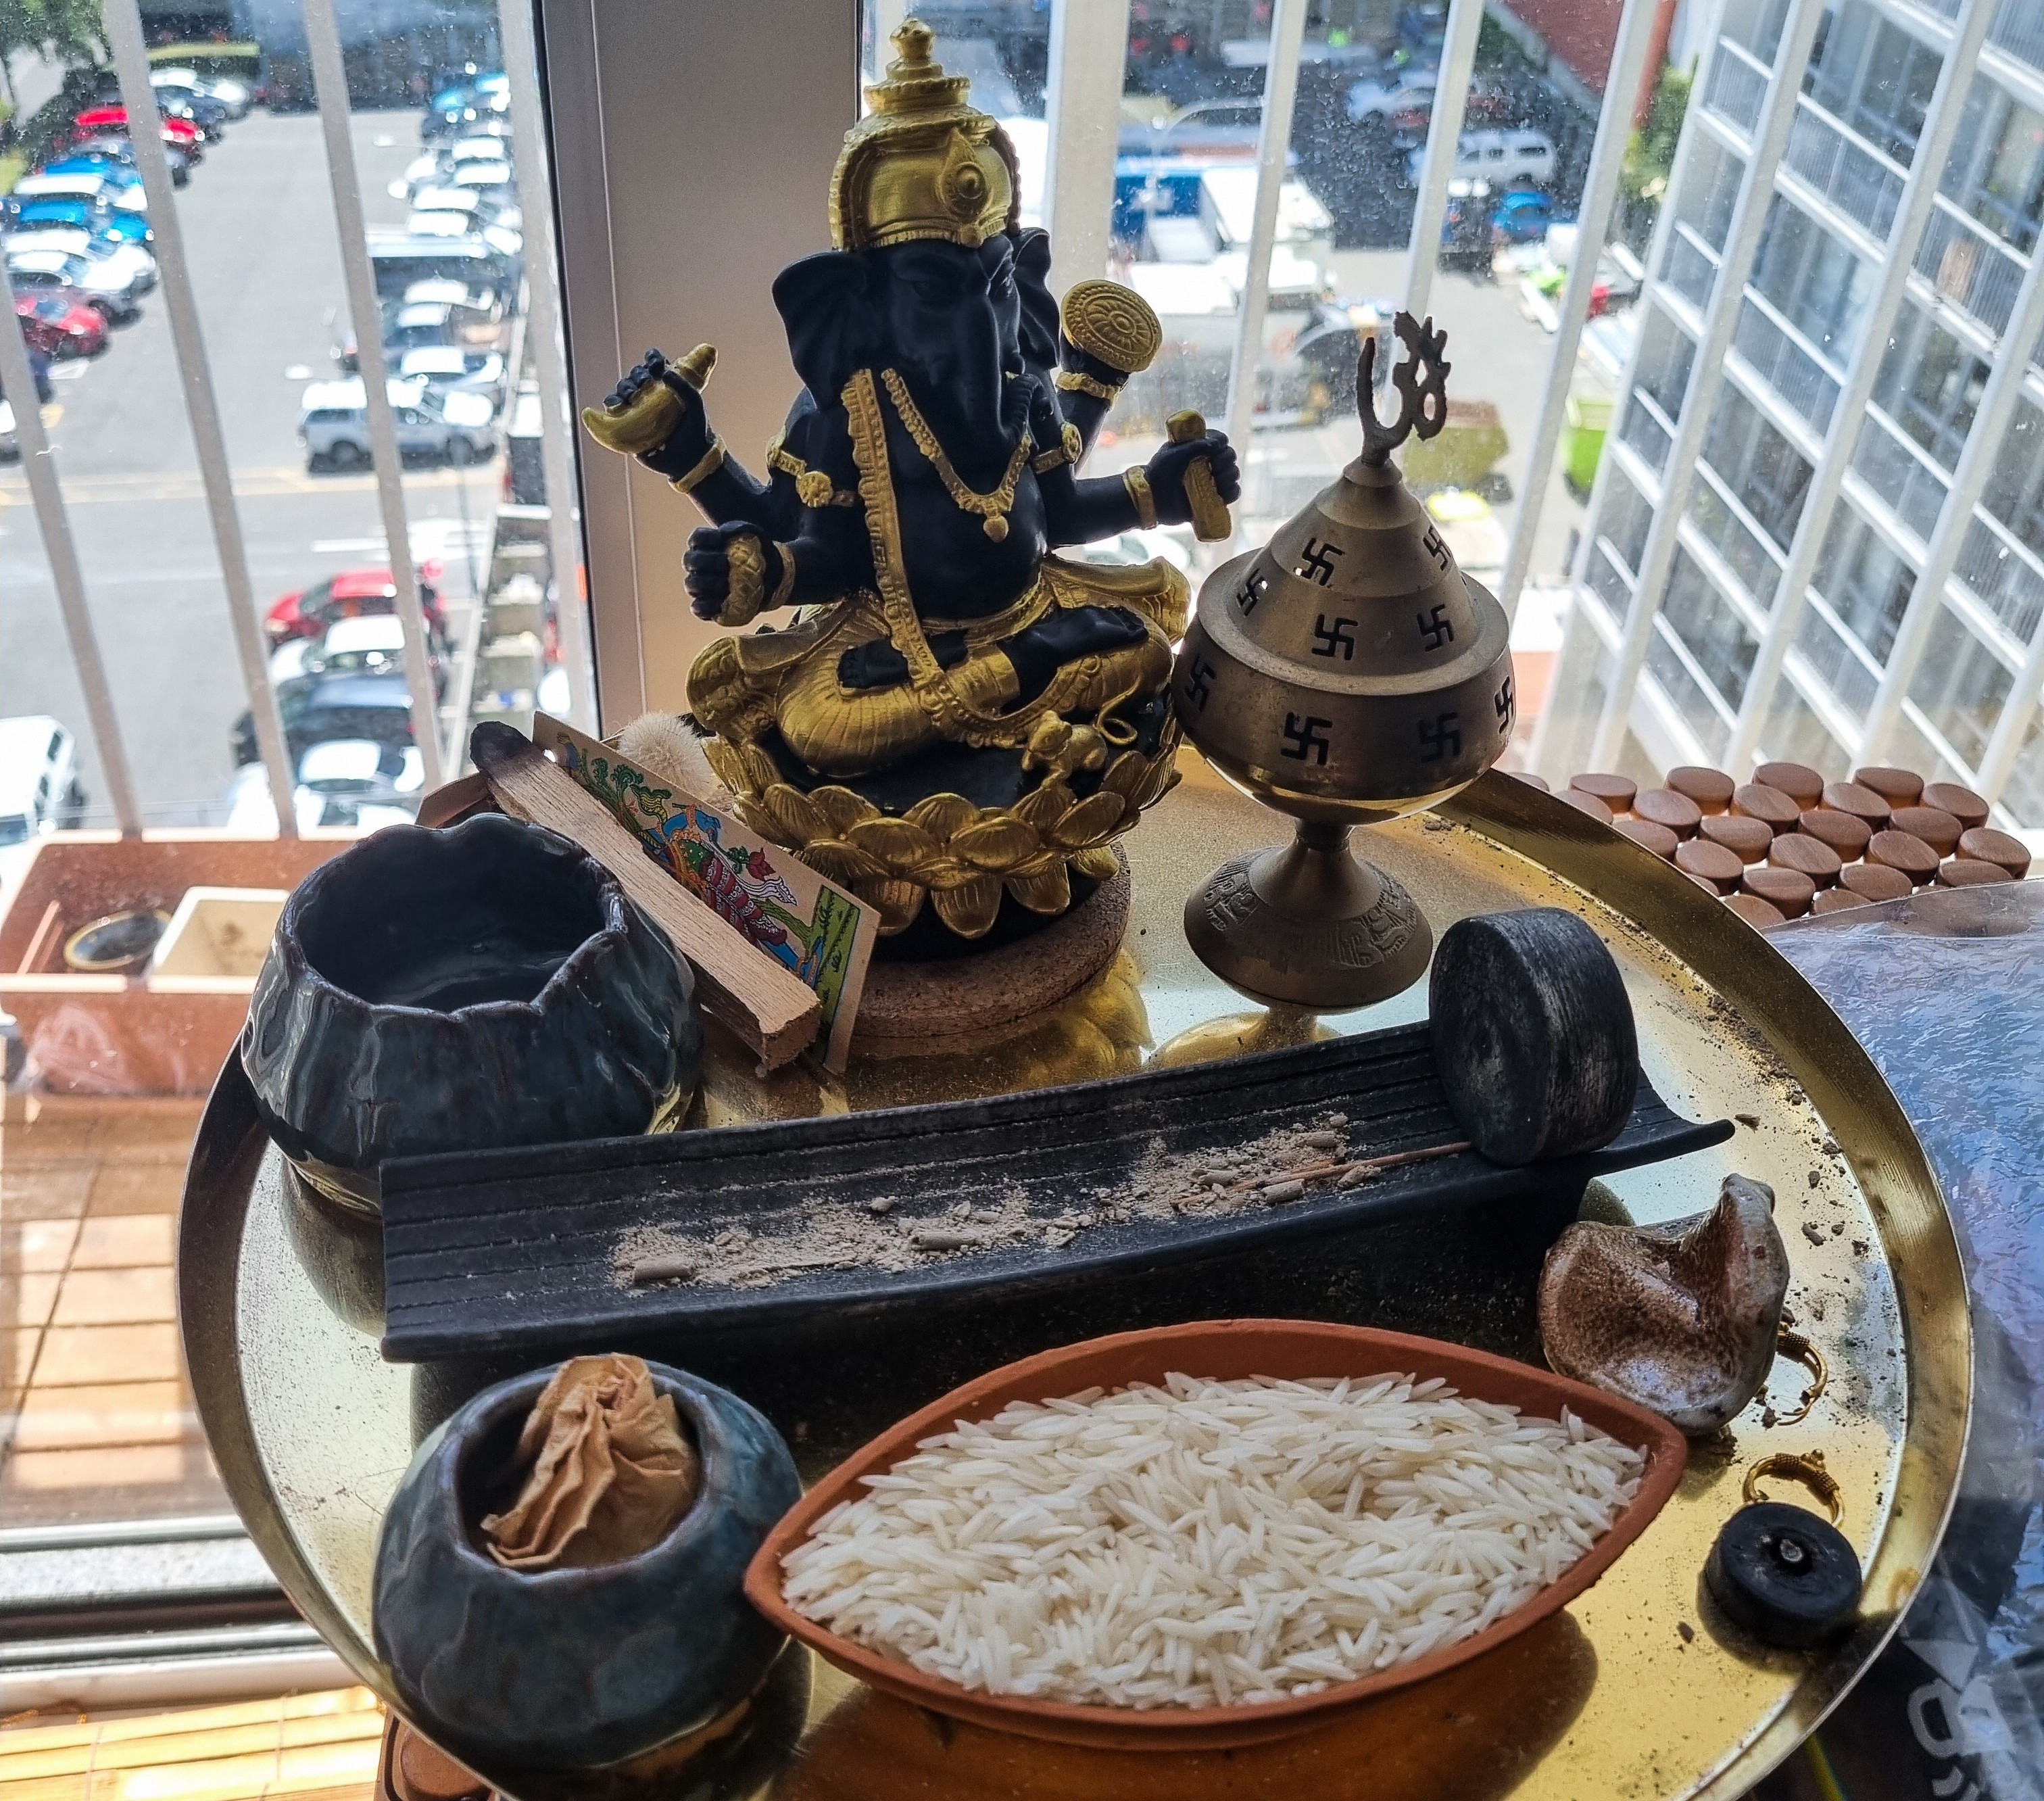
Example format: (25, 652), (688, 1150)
(242, 814), (699, 1211)
(373, 1360), (801, 1769)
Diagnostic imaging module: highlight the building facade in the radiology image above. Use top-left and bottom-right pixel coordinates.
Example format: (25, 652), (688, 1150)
(1535, 0), (2044, 824)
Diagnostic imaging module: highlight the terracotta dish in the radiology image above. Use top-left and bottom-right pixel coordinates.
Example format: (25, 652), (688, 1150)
(744, 1319), (1688, 1752)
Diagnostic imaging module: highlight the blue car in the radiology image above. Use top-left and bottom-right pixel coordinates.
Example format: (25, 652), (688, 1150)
(7, 196), (152, 246)
(1492, 188), (1572, 245)
(43, 155), (145, 193)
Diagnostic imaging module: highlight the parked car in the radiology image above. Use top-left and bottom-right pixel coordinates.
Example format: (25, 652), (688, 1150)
(40, 154), (149, 204)
(385, 299), (466, 354)
(151, 65), (251, 116)
(231, 669), (420, 768)
(72, 105), (203, 163)
(9, 174), (149, 226)
(1346, 66), (1437, 122)
(301, 613), (447, 700)
(5, 229), (156, 298)
(1440, 177), (1497, 270)
(300, 376), (496, 469)
(264, 563), (449, 647)
(0, 396), (16, 460)
(448, 160), (516, 212)
(7, 196), (149, 249)
(4, 247), (143, 322)
(6, 222), (158, 299)
(7, 197), (153, 251)
(146, 84), (230, 139)
(1491, 187), (1566, 245)
(367, 234), (508, 302)
(422, 75), (509, 140)
(14, 291), (107, 358)
(224, 738), (427, 832)
(397, 344), (506, 406)
(1405, 128), (1556, 191)
(69, 134), (189, 186)
(0, 716), (84, 845)
(151, 68), (247, 120)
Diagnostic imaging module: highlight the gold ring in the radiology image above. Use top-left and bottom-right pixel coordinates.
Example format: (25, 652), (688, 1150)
(1743, 1449), (1844, 1525)
(1771, 1327), (1828, 1426)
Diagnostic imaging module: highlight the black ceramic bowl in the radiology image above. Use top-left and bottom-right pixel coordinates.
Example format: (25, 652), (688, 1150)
(242, 815), (698, 1210)
(373, 1361), (802, 1770)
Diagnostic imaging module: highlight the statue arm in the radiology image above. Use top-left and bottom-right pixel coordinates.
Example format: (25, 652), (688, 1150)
(583, 347), (794, 534)
(1029, 381), (1243, 546)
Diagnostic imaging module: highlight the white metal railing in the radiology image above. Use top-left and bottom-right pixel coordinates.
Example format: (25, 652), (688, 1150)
(1915, 198), (2030, 336)
(1954, 507), (2044, 644)
(1852, 406), (1955, 544)
(1732, 295), (1842, 432)
(1989, 0), (2044, 72)
(1705, 37), (1772, 138)
(1782, 98), (1909, 242)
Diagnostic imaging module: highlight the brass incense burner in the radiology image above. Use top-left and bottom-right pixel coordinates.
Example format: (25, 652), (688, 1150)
(1174, 314), (1513, 1009)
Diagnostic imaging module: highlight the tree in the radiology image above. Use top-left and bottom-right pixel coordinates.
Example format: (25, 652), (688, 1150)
(0, 0), (105, 104)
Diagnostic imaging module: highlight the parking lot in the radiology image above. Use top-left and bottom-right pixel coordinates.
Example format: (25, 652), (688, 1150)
(0, 109), (499, 827)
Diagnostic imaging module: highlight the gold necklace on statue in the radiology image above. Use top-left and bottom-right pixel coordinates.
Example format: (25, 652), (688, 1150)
(879, 368), (1031, 542)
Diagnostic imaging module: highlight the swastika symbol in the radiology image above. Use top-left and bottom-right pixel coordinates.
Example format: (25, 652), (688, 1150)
(1183, 654), (1216, 711)
(1234, 570), (1267, 615)
(1417, 604), (1455, 651)
(1494, 675), (1516, 733)
(1421, 524), (1451, 573)
(1296, 537), (1344, 585)
(1418, 711), (1461, 763)
(1280, 713), (1334, 765)
(1311, 614), (1358, 660)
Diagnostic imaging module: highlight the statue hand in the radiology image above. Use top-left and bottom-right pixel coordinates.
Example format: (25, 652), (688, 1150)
(685, 523), (783, 625)
(1142, 430), (1242, 527)
(588, 347), (714, 475)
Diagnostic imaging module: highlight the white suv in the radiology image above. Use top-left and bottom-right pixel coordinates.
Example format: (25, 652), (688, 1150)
(0, 716), (84, 846)
(1405, 129), (1557, 191)
(299, 376), (497, 471)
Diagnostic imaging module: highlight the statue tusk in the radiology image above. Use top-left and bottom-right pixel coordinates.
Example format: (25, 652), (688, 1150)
(581, 343), (719, 457)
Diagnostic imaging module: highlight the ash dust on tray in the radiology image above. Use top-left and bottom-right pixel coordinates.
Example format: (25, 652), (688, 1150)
(614, 1111), (1371, 1293)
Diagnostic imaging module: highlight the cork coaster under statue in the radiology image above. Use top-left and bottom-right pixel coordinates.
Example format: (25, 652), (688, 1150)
(583, 22), (1239, 1003)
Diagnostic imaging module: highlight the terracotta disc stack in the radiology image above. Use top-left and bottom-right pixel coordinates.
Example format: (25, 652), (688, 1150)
(1559, 764), (2025, 927)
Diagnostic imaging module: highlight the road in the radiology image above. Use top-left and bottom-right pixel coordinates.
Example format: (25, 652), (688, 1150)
(0, 109), (501, 827)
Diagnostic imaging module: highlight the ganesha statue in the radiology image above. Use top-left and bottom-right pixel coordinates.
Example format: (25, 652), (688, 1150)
(582, 20), (1239, 944)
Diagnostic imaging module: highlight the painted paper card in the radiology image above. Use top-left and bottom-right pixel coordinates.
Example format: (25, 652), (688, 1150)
(532, 714), (874, 1072)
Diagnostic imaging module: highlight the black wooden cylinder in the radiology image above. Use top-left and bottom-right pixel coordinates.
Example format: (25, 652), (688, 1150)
(1428, 909), (1638, 1167)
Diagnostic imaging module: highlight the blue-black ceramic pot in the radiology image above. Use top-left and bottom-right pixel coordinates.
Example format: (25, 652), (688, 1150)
(242, 814), (698, 1212)
(372, 1361), (802, 1770)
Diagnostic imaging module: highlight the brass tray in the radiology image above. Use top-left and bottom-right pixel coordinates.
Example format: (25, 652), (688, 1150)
(177, 763), (1970, 1801)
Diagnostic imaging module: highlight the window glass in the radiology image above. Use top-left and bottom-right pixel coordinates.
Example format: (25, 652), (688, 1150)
(1812, 500), (1917, 665)
(1805, 0), (1940, 166)
(1761, 667), (1853, 769)
(1907, 602), (2016, 769)
(1661, 545), (1761, 709)
(1871, 299), (1991, 472)
(1941, 78), (2044, 254)
(1749, 193), (1871, 365)
(1700, 381), (1813, 549)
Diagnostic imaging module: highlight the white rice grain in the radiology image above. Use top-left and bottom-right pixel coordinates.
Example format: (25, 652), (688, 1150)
(781, 1371), (1642, 1710)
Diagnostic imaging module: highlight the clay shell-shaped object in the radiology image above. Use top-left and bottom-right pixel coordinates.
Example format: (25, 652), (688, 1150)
(1538, 1174), (1790, 1435)
(1429, 909), (1638, 1168)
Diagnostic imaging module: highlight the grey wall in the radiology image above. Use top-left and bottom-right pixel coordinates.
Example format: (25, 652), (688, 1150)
(537, 0), (861, 728)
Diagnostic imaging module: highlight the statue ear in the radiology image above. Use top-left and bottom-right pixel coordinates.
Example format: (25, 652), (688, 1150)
(1011, 228), (1059, 375)
(773, 251), (880, 403)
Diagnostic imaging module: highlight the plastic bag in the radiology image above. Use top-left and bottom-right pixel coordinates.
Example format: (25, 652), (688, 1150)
(1757, 884), (2044, 1801)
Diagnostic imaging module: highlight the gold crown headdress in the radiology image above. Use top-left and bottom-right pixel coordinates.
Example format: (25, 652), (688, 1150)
(829, 20), (1019, 252)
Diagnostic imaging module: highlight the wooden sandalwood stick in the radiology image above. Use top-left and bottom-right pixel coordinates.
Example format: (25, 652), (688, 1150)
(1223, 1139), (1475, 1197)
(470, 723), (821, 1069)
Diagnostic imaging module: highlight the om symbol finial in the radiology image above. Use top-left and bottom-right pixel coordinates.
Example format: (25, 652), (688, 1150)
(1357, 312), (1451, 469)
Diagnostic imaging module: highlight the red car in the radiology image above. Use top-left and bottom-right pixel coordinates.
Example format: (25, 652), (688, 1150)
(72, 106), (203, 157)
(14, 291), (106, 358)
(266, 564), (449, 648)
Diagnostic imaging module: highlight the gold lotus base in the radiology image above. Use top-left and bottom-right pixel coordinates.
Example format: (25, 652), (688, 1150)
(1183, 820), (1434, 1011)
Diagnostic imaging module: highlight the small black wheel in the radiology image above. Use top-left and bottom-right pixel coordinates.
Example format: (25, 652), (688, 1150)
(1428, 908), (1638, 1166)
(1705, 1503), (1863, 1648)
